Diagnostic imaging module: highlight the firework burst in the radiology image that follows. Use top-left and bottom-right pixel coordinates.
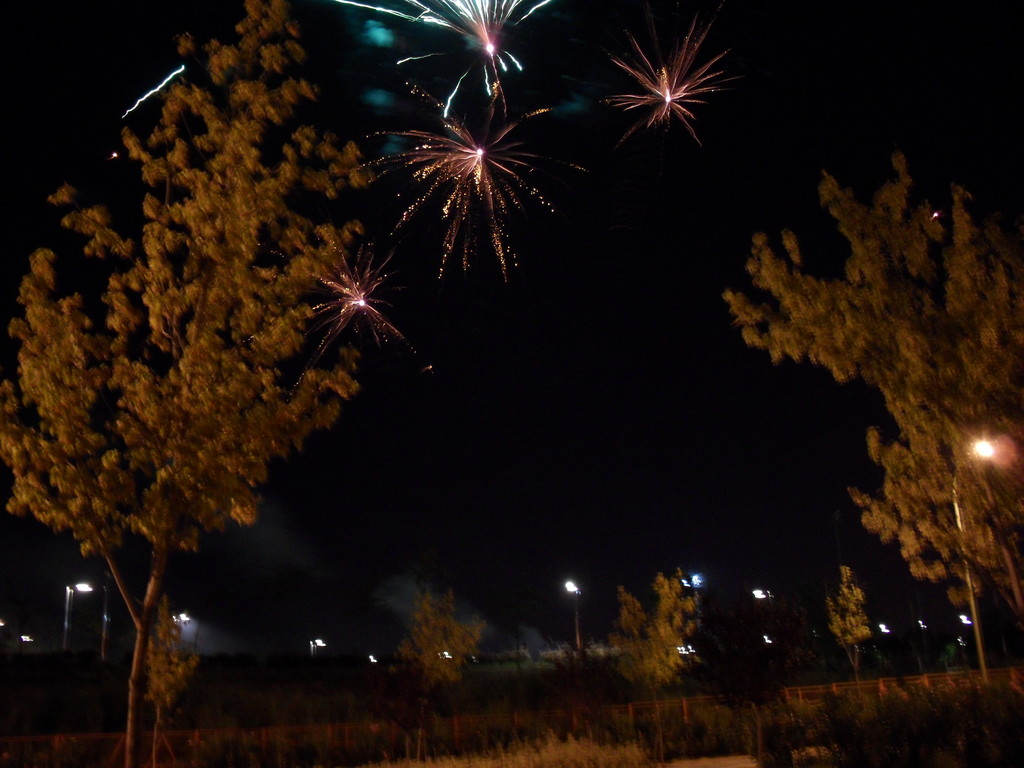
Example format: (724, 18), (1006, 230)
(329, 0), (556, 111)
(311, 244), (408, 353)
(371, 89), (568, 279)
(607, 11), (732, 145)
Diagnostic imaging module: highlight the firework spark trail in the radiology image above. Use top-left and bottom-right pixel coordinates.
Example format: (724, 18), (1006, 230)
(311, 245), (408, 353)
(329, 1), (555, 110)
(606, 13), (733, 145)
(122, 65), (186, 118)
(371, 89), (569, 279)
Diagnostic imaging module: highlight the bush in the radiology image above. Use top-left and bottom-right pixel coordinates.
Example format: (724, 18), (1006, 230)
(819, 683), (1024, 768)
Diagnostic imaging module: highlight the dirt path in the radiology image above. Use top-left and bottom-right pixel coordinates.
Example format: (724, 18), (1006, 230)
(664, 757), (757, 768)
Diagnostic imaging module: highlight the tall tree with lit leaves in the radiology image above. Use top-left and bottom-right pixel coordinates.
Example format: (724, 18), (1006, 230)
(724, 153), (1024, 630)
(0, 1), (368, 765)
(610, 569), (697, 763)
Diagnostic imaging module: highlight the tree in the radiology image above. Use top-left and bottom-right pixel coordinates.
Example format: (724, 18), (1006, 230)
(609, 569), (697, 762)
(694, 594), (810, 767)
(610, 568), (696, 692)
(397, 588), (483, 759)
(724, 153), (1024, 628)
(0, 2), (368, 765)
(146, 598), (199, 766)
(826, 565), (872, 682)
(398, 589), (484, 692)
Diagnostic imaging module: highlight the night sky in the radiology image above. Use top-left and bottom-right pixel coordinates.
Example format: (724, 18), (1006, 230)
(3, 0), (1023, 660)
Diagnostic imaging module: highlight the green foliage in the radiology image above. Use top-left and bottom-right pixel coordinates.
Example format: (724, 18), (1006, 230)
(825, 566), (872, 680)
(398, 590), (485, 691)
(0, 1), (367, 764)
(724, 153), (1024, 625)
(610, 569), (697, 695)
(819, 684), (1024, 768)
(146, 598), (199, 725)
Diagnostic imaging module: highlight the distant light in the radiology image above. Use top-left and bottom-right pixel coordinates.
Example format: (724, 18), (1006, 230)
(752, 589), (768, 599)
(440, 651), (452, 659)
(0, 618), (5, 627)
(918, 620), (927, 629)
(313, 638), (326, 647)
(369, 654), (377, 663)
(75, 583), (93, 593)
(677, 644), (695, 655)
(957, 636), (966, 646)
(763, 635), (773, 644)
(565, 581), (579, 594)
(176, 612), (191, 624)
(20, 635), (33, 643)
(691, 573), (704, 588)
(959, 614), (973, 625)
(879, 623), (891, 634)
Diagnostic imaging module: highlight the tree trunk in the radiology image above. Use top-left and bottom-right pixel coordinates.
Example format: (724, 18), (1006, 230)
(123, 550), (168, 768)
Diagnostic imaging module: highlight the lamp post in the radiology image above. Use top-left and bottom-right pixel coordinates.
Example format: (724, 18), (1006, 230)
(100, 582), (110, 662)
(62, 582), (93, 651)
(564, 581), (581, 653)
(950, 439), (992, 683)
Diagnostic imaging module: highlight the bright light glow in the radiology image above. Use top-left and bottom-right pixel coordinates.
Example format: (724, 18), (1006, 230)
(369, 654), (378, 663)
(691, 573), (704, 588)
(313, 638), (327, 647)
(879, 623), (891, 634)
(440, 650), (453, 659)
(20, 635), (33, 642)
(973, 440), (996, 458)
(763, 635), (772, 644)
(176, 612), (191, 624)
(677, 644), (695, 654)
(959, 614), (973, 625)
(565, 581), (579, 594)
(752, 589), (768, 599)
(75, 583), (93, 593)
(918, 620), (927, 629)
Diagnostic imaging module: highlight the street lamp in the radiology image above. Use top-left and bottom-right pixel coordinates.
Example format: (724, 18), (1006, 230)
(949, 438), (995, 682)
(63, 583), (93, 651)
(565, 581), (581, 653)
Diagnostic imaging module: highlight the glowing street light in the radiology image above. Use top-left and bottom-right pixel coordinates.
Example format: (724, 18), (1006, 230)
(973, 440), (995, 459)
(878, 623), (891, 634)
(752, 588), (771, 600)
(950, 438), (995, 682)
(63, 583), (93, 651)
(565, 581), (582, 653)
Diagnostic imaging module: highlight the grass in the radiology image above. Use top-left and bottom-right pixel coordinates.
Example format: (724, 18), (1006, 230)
(355, 734), (654, 768)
